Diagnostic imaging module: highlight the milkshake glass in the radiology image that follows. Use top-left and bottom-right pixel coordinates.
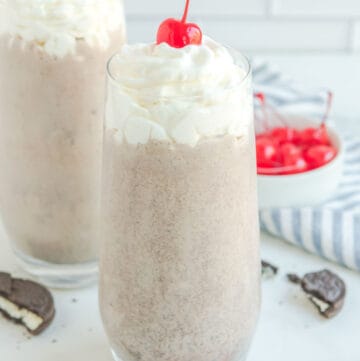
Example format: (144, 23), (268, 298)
(100, 37), (261, 361)
(0, 0), (126, 287)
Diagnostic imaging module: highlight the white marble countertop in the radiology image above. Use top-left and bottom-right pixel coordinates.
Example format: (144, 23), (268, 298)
(1, 53), (360, 361)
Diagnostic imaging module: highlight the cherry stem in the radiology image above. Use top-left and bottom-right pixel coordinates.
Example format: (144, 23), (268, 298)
(321, 91), (333, 125)
(255, 92), (287, 131)
(255, 92), (265, 104)
(181, 0), (190, 23)
(255, 92), (270, 131)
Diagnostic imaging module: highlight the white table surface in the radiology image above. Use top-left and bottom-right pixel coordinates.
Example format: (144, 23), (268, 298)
(1, 53), (360, 361)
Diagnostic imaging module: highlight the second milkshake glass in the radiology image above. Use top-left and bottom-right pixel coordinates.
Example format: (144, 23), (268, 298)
(100, 45), (261, 361)
(0, 0), (126, 288)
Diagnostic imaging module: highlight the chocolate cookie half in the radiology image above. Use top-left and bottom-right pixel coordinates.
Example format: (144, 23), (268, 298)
(0, 272), (55, 334)
(288, 269), (346, 318)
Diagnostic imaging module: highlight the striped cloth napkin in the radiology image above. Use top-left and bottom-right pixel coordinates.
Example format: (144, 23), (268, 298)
(252, 59), (360, 272)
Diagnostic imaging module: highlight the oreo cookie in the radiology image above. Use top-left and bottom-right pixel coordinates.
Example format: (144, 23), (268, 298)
(288, 269), (346, 318)
(0, 272), (55, 334)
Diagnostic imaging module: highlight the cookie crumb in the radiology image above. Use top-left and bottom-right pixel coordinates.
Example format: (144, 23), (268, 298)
(261, 260), (278, 279)
(287, 273), (302, 284)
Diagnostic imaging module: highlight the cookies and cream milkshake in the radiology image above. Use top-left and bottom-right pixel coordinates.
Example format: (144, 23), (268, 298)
(0, 0), (126, 287)
(100, 4), (261, 359)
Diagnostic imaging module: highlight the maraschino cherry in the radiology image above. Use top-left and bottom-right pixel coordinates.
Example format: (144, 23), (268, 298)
(156, 0), (202, 48)
(304, 145), (337, 169)
(256, 137), (278, 167)
(255, 92), (337, 175)
(256, 125), (337, 175)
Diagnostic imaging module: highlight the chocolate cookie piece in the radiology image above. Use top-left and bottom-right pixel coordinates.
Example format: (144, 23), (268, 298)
(0, 273), (55, 335)
(0, 273), (12, 295)
(288, 269), (346, 318)
(261, 260), (278, 279)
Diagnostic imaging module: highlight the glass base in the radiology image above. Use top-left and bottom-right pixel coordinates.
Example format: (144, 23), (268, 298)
(111, 349), (122, 361)
(13, 248), (98, 289)
(110, 348), (248, 361)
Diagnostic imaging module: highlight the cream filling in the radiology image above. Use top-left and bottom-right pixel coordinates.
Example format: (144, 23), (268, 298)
(309, 296), (330, 313)
(0, 295), (43, 331)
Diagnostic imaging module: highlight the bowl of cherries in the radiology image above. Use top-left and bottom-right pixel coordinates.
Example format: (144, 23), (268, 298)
(255, 93), (343, 208)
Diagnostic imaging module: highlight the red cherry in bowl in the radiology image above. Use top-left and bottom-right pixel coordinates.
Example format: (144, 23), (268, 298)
(278, 143), (308, 174)
(280, 157), (308, 175)
(279, 143), (302, 166)
(271, 127), (301, 145)
(300, 123), (330, 146)
(157, 0), (202, 48)
(256, 137), (278, 167)
(304, 145), (337, 169)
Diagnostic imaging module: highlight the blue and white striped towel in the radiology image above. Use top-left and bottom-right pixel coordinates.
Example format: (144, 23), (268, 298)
(252, 59), (360, 272)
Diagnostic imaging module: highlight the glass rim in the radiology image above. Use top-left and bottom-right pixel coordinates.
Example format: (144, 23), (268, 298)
(106, 43), (252, 100)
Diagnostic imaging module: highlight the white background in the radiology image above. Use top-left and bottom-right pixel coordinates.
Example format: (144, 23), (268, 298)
(124, 0), (360, 52)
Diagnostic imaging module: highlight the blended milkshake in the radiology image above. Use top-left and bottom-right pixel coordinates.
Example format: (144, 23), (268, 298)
(0, 0), (126, 286)
(100, 36), (260, 361)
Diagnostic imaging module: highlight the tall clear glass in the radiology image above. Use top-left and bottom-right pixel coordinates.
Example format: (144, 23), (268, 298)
(0, 1), (126, 288)
(100, 49), (260, 361)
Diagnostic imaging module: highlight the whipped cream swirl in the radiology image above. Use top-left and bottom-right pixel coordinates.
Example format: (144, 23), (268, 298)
(106, 37), (253, 146)
(0, 0), (124, 57)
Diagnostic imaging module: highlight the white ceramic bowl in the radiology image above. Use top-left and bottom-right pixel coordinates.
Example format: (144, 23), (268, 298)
(257, 122), (344, 209)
